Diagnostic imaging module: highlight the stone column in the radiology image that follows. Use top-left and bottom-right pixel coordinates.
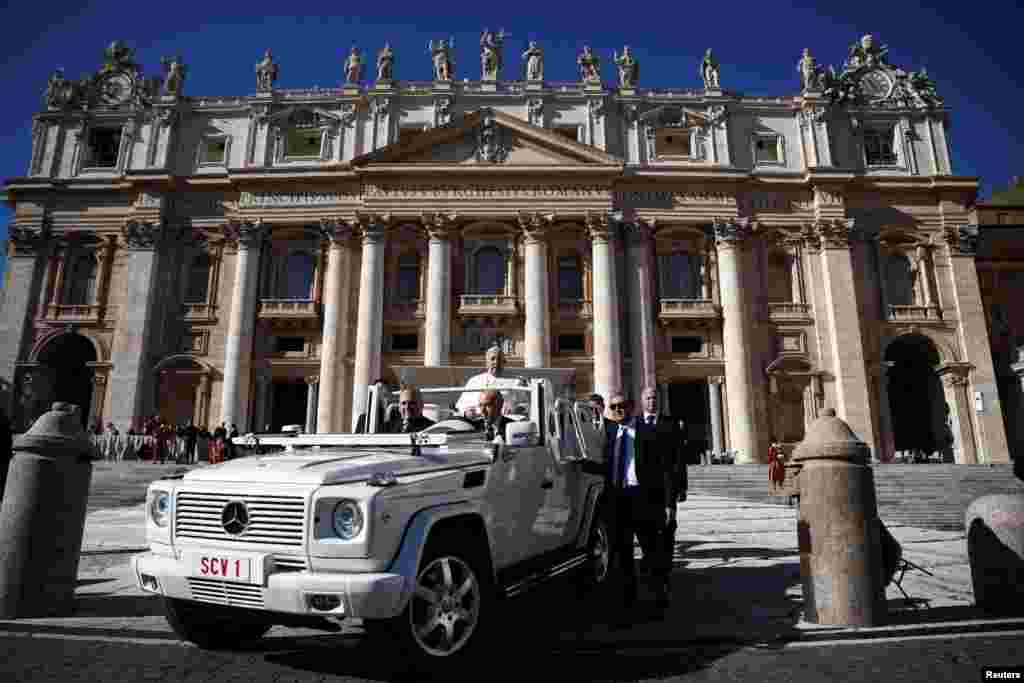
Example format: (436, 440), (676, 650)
(714, 218), (759, 463)
(520, 214), (551, 368)
(305, 376), (319, 434)
(219, 220), (267, 432)
(944, 225), (1010, 462)
(875, 363), (896, 463)
(107, 220), (164, 432)
(423, 215), (454, 367)
(790, 244), (806, 304)
(588, 213), (622, 401)
(87, 372), (107, 428)
(940, 370), (978, 464)
(92, 237), (115, 318)
(48, 248), (66, 308)
(813, 219), (878, 458)
(251, 371), (269, 432)
(709, 375), (725, 456)
(194, 373), (211, 427)
(350, 221), (387, 430)
(0, 227), (47, 414)
(624, 221), (658, 401)
(317, 220), (355, 432)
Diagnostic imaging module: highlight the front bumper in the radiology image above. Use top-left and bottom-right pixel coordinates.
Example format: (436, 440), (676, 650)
(132, 550), (409, 620)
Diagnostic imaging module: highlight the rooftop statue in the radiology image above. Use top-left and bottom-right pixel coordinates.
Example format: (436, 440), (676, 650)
(376, 43), (394, 82)
(255, 50), (278, 92)
(44, 69), (73, 109)
(797, 48), (823, 92)
(577, 45), (600, 84)
(522, 41), (544, 81)
(844, 33), (889, 71)
(429, 38), (454, 81)
(613, 46), (639, 88)
(480, 28), (506, 81)
(102, 40), (136, 73)
(161, 56), (186, 96)
(344, 46), (364, 84)
(701, 48), (720, 89)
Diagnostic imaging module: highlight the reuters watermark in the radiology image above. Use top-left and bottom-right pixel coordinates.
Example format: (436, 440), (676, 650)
(983, 667), (1023, 680)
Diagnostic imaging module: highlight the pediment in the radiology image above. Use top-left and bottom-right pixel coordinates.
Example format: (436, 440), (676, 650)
(351, 109), (622, 167)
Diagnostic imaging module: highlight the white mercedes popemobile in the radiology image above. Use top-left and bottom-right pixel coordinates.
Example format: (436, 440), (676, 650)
(132, 377), (610, 666)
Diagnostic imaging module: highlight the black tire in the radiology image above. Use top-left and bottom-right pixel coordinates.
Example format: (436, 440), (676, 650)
(579, 508), (612, 593)
(375, 535), (494, 670)
(163, 598), (271, 649)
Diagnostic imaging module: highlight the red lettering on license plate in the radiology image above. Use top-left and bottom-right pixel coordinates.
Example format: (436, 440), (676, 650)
(196, 555), (250, 581)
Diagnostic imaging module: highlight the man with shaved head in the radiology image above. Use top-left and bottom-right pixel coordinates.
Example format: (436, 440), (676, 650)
(384, 385), (436, 434)
(474, 389), (512, 441)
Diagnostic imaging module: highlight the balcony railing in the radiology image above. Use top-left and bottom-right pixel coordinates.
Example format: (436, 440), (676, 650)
(658, 299), (721, 323)
(182, 302), (218, 321)
(257, 299), (319, 320)
(557, 299), (593, 319)
(457, 294), (519, 317)
(768, 302), (812, 321)
(389, 299), (426, 320)
(887, 304), (941, 322)
(43, 304), (101, 323)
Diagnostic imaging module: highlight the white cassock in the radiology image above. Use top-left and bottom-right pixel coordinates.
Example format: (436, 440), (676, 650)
(455, 372), (526, 415)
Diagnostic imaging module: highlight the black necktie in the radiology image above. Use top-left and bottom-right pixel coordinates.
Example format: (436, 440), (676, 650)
(485, 422), (495, 441)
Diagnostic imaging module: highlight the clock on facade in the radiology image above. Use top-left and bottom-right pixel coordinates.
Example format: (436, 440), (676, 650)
(97, 72), (134, 105)
(860, 69), (894, 102)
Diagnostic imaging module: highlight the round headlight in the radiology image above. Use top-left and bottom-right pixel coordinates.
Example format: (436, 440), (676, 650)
(149, 491), (170, 528)
(332, 500), (364, 540)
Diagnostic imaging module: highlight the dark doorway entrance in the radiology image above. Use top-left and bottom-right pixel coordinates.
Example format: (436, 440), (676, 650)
(36, 333), (97, 429)
(668, 381), (710, 456)
(271, 381), (308, 432)
(885, 334), (952, 460)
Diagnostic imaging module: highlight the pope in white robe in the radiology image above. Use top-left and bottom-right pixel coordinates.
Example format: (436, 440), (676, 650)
(455, 346), (526, 417)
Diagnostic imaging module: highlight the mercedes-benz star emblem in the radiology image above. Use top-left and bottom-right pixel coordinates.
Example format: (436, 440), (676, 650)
(221, 501), (250, 536)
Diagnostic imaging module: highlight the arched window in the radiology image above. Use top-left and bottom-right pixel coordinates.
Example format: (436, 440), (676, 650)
(766, 249), (794, 303)
(397, 251), (420, 302)
(886, 253), (916, 306)
(474, 247), (506, 295)
(283, 251), (315, 299)
(184, 253), (212, 303)
(558, 254), (583, 300)
(64, 251), (97, 305)
(660, 252), (700, 299)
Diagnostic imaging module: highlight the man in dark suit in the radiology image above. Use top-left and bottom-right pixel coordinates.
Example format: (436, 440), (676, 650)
(603, 389), (678, 609)
(473, 389), (512, 441)
(383, 386), (436, 434)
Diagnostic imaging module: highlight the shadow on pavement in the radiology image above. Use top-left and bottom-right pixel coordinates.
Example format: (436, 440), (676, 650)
(71, 593), (166, 618)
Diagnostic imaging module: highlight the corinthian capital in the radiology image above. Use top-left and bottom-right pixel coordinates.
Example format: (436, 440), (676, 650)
(319, 218), (355, 245)
(813, 218), (859, 249)
(620, 218), (655, 246)
(420, 211), (459, 240)
(121, 219), (163, 250)
(517, 211), (555, 244)
(355, 212), (389, 243)
(585, 211), (613, 243)
(712, 217), (753, 246)
(224, 219), (267, 249)
(8, 226), (47, 256)
(944, 224), (979, 256)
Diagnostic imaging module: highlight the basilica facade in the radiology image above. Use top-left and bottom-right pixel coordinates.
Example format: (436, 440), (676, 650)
(0, 35), (1011, 464)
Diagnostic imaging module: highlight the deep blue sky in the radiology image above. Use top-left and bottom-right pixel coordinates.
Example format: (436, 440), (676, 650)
(2, 1), (1022, 277)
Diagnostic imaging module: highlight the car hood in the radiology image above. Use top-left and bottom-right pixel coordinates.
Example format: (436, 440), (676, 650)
(183, 446), (494, 485)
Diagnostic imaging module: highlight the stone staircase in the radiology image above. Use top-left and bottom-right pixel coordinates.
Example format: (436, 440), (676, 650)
(688, 464), (1024, 531)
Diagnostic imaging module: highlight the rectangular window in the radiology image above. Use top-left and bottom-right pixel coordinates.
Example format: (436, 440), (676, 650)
(199, 137), (227, 165)
(864, 127), (898, 166)
(275, 336), (305, 353)
(655, 128), (692, 157)
(672, 336), (703, 353)
(558, 334), (586, 352)
(754, 135), (782, 164)
(391, 333), (418, 351)
(87, 128), (122, 168)
(286, 128), (322, 158)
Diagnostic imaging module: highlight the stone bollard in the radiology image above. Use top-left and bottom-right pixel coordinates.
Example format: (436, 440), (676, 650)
(965, 489), (1024, 615)
(0, 402), (95, 618)
(793, 409), (886, 626)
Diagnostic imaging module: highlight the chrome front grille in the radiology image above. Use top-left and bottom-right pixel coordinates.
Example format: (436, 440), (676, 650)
(175, 491), (306, 547)
(187, 577), (264, 609)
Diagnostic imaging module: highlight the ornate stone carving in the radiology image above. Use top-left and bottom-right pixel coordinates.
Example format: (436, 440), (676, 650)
(344, 47), (364, 84)
(479, 29), (506, 81)
(821, 34), (943, 109)
(577, 46), (601, 85)
(376, 43), (394, 82)
(429, 39), (454, 81)
(527, 98), (543, 127)
(355, 213), (388, 243)
(701, 49), (721, 89)
(588, 97), (606, 120)
(585, 212), (612, 243)
(255, 50), (279, 92)
(613, 46), (639, 88)
(8, 226), (46, 256)
(435, 95), (454, 127)
(319, 218), (355, 245)
(340, 103), (358, 127)
(797, 48), (824, 92)
(522, 41), (544, 81)
(476, 111), (509, 163)
(799, 103), (828, 127)
(160, 56), (186, 96)
(121, 219), (163, 250)
(814, 218), (858, 249)
(44, 69), (77, 109)
(944, 224), (979, 256)
(421, 211), (459, 240)
(712, 217), (752, 245)
(224, 219), (267, 249)
(517, 211), (555, 244)
(370, 96), (391, 118)
(705, 104), (727, 125)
